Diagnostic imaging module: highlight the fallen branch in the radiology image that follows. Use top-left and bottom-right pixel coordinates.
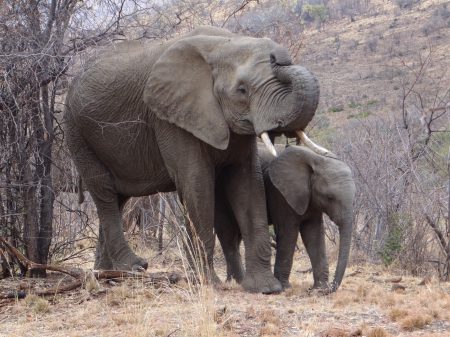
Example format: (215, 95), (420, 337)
(0, 236), (81, 279)
(0, 236), (190, 302)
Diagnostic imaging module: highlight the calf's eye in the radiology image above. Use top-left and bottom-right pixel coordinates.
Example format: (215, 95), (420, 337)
(238, 87), (246, 94)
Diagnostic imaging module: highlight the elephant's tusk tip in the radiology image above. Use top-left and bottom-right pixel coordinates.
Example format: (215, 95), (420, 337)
(296, 130), (329, 156)
(260, 132), (278, 156)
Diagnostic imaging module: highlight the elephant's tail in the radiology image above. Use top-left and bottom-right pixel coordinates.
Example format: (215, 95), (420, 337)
(78, 175), (85, 204)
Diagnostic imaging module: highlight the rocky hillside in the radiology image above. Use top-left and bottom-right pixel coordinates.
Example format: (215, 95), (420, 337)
(297, 0), (449, 132)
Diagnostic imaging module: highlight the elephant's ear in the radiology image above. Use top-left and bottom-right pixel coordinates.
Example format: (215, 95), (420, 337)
(269, 146), (312, 215)
(143, 36), (229, 150)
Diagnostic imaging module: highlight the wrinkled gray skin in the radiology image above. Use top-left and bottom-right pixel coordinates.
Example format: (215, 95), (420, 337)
(216, 143), (355, 293)
(63, 26), (320, 293)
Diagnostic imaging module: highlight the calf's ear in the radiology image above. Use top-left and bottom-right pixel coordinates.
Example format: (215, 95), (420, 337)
(269, 146), (312, 215)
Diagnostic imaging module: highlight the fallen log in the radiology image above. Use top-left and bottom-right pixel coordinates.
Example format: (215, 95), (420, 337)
(0, 236), (191, 302)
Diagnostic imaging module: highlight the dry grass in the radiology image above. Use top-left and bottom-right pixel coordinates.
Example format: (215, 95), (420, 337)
(388, 308), (409, 322)
(3, 248), (447, 337)
(366, 326), (388, 337)
(2, 220), (450, 337)
(400, 315), (432, 331)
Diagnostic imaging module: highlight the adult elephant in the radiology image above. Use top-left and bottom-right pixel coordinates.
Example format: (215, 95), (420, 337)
(63, 26), (320, 293)
(216, 142), (355, 293)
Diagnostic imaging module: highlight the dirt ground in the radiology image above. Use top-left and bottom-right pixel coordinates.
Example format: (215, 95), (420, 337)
(0, 242), (449, 337)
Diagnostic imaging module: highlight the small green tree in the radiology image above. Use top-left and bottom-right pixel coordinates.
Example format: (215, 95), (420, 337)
(304, 4), (328, 30)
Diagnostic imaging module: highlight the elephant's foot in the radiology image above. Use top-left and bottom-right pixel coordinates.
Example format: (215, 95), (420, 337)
(94, 252), (114, 270)
(241, 271), (282, 294)
(212, 270), (222, 284)
(278, 279), (292, 290)
(312, 280), (329, 290)
(274, 271), (292, 290)
(308, 280), (332, 295)
(226, 265), (245, 283)
(113, 254), (149, 271)
(94, 258), (114, 270)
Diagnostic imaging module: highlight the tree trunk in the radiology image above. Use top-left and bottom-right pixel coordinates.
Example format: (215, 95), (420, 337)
(22, 161), (41, 276)
(37, 84), (54, 267)
(158, 197), (166, 252)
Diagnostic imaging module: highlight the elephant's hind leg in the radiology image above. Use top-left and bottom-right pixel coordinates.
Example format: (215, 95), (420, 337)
(66, 128), (147, 271)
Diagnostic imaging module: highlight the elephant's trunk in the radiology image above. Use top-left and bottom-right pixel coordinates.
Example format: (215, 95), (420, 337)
(270, 48), (320, 132)
(329, 211), (353, 293)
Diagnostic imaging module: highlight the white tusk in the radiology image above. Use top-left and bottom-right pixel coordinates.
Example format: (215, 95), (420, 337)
(296, 130), (329, 156)
(261, 132), (277, 156)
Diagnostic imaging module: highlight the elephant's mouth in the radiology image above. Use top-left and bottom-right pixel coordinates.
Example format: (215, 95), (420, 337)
(260, 130), (329, 157)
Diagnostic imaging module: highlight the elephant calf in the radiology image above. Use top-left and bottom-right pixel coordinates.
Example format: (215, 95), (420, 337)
(216, 143), (356, 293)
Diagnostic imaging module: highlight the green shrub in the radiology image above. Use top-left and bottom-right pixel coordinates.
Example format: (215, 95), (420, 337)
(393, 86), (400, 90)
(379, 224), (403, 266)
(329, 106), (344, 113)
(377, 213), (406, 266)
(348, 102), (362, 108)
(367, 99), (378, 105)
(304, 4), (328, 23)
(348, 110), (371, 119)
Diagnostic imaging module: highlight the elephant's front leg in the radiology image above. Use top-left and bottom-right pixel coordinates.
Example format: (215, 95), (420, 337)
(214, 184), (245, 283)
(220, 156), (282, 293)
(272, 217), (300, 289)
(94, 225), (114, 270)
(299, 212), (329, 289)
(156, 128), (219, 282)
(176, 174), (222, 282)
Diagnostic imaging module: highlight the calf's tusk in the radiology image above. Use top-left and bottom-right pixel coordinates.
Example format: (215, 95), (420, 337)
(296, 130), (329, 156)
(261, 132), (277, 156)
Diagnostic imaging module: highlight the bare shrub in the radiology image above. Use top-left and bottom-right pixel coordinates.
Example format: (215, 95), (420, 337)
(323, 42), (450, 280)
(365, 37), (378, 53)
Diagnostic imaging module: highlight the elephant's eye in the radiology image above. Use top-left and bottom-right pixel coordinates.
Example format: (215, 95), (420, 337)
(327, 195), (334, 201)
(238, 87), (247, 94)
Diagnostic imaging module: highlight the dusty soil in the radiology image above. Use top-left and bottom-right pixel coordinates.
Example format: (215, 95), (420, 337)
(0, 242), (449, 337)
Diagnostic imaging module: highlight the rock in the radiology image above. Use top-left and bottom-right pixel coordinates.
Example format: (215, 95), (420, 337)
(297, 265), (312, 273)
(391, 284), (405, 292)
(385, 276), (402, 283)
(418, 275), (432, 285)
(346, 268), (362, 277)
(366, 276), (383, 283)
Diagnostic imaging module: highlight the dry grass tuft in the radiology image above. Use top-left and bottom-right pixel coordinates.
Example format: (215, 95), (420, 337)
(24, 294), (50, 313)
(283, 285), (301, 297)
(83, 271), (99, 291)
(382, 293), (396, 308)
(258, 322), (280, 336)
(356, 283), (369, 298)
(323, 327), (348, 337)
(366, 326), (388, 337)
(400, 315), (432, 331)
(259, 309), (280, 325)
(388, 308), (409, 322)
(428, 307), (441, 319)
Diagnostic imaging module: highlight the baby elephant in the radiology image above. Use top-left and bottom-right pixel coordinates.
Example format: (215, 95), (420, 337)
(215, 143), (356, 293)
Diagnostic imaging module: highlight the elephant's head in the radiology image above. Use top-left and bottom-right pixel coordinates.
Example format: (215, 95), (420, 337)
(269, 145), (356, 293)
(143, 26), (319, 153)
